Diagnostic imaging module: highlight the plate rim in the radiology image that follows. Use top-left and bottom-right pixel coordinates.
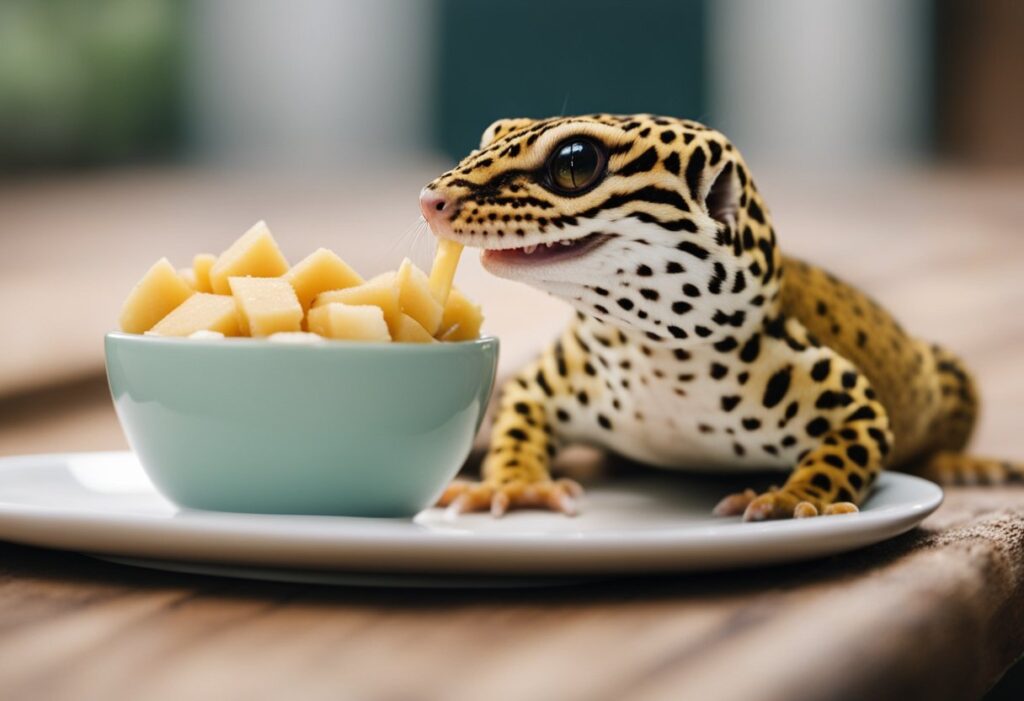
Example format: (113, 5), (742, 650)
(0, 451), (943, 574)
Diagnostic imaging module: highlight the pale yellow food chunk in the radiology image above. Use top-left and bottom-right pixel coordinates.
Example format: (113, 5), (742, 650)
(193, 253), (217, 293)
(437, 287), (484, 341)
(178, 267), (198, 290)
(284, 247), (364, 312)
(307, 303), (391, 342)
(148, 293), (240, 337)
(268, 331), (325, 344)
(396, 258), (444, 335)
(119, 257), (195, 333)
(229, 276), (303, 337)
(313, 273), (401, 335)
(209, 221), (290, 294)
(393, 313), (437, 344)
(429, 238), (464, 306)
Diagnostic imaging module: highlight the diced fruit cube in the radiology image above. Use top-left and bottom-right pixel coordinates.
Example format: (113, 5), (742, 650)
(148, 293), (240, 337)
(178, 267), (198, 290)
(393, 313), (437, 343)
(313, 273), (401, 335)
(189, 330), (225, 340)
(119, 258), (195, 333)
(429, 238), (463, 305)
(396, 258), (443, 334)
(229, 276), (303, 337)
(284, 247), (363, 311)
(193, 253), (217, 293)
(437, 287), (483, 341)
(307, 303), (391, 342)
(209, 221), (290, 294)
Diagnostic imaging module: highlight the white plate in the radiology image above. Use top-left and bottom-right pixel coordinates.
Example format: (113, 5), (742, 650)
(0, 452), (942, 586)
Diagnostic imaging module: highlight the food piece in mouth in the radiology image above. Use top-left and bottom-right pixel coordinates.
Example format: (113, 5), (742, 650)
(307, 303), (391, 342)
(209, 221), (290, 294)
(119, 257), (195, 333)
(429, 239), (464, 305)
(229, 276), (303, 337)
(397, 258), (444, 334)
(483, 232), (610, 266)
(148, 293), (241, 337)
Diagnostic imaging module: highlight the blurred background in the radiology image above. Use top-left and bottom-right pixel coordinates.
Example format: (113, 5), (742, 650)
(0, 0), (1021, 457)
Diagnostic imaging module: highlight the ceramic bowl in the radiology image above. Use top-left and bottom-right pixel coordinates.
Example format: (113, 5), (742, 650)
(105, 332), (498, 517)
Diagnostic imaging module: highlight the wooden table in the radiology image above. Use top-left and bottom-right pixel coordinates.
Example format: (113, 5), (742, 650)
(1, 169), (1022, 701)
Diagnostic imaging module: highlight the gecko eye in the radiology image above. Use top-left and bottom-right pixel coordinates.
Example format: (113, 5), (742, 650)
(547, 139), (606, 194)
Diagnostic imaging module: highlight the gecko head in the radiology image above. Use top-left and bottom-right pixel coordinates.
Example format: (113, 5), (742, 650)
(421, 114), (782, 345)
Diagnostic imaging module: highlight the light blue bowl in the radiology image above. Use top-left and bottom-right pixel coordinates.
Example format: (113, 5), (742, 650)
(105, 332), (498, 517)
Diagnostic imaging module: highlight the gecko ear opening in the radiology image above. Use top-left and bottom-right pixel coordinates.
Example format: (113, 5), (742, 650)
(705, 162), (739, 231)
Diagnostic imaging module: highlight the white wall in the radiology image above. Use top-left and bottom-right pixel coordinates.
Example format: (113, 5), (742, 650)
(709, 0), (931, 171)
(186, 0), (433, 169)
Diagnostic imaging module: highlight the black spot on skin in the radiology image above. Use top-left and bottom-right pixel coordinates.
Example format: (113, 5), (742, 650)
(731, 271), (747, 294)
(617, 298), (634, 311)
(823, 454), (845, 469)
(683, 284), (701, 297)
(837, 487), (854, 502)
(739, 334), (761, 363)
(708, 262), (727, 294)
(816, 301), (829, 316)
(667, 325), (688, 339)
(733, 442), (745, 457)
(640, 288), (659, 301)
(714, 337), (738, 352)
(762, 366), (793, 408)
(856, 330), (868, 347)
(841, 371), (858, 389)
(742, 417), (761, 431)
(763, 444), (779, 456)
(848, 473), (863, 490)
(556, 409), (570, 422)
(584, 362), (596, 376)
(535, 370), (553, 397)
(708, 140), (722, 165)
(815, 391), (854, 410)
(840, 428), (858, 440)
(618, 146), (659, 177)
(637, 264), (653, 277)
(674, 348), (691, 361)
(676, 241), (710, 260)
(507, 428), (528, 441)
(576, 391), (589, 406)
(781, 435), (797, 447)
(666, 261), (685, 274)
(806, 417), (831, 437)
(811, 358), (832, 382)
(594, 304), (609, 315)
(710, 363), (728, 379)
(847, 406), (877, 422)
(695, 326), (713, 338)
(721, 395), (741, 412)
(812, 473), (832, 491)
(746, 198), (765, 223)
(846, 444), (869, 467)
(513, 402), (531, 416)
(868, 427), (890, 455)
(597, 414), (612, 430)
(685, 146), (706, 199)
(663, 152), (680, 175)
(672, 301), (693, 315)
(659, 130), (676, 144)
(698, 423), (714, 433)
(737, 371), (749, 384)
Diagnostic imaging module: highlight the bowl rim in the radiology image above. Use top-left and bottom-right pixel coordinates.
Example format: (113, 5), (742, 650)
(105, 331), (498, 353)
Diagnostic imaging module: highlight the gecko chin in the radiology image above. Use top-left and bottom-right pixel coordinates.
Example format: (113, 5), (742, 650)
(480, 232), (612, 273)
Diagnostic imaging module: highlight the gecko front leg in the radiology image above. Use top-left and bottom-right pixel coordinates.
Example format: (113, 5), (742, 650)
(437, 359), (582, 517)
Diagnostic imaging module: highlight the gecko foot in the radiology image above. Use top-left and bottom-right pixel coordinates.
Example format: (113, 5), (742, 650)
(713, 487), (859, 521)
(437, 478), (584, 518)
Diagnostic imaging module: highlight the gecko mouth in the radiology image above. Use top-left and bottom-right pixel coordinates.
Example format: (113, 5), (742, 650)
(481, 233), (612, 267)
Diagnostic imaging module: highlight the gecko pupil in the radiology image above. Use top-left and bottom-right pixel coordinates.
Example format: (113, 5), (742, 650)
(549, 139), (603, 193)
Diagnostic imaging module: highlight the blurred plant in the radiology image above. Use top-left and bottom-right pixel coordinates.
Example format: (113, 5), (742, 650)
(0, 0), (183, 171)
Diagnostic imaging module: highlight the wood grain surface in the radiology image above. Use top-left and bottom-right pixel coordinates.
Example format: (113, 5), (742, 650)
(0, 169), (1022, 701)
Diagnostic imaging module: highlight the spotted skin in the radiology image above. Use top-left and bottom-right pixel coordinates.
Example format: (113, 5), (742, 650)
(426, 114), (1018, 521)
